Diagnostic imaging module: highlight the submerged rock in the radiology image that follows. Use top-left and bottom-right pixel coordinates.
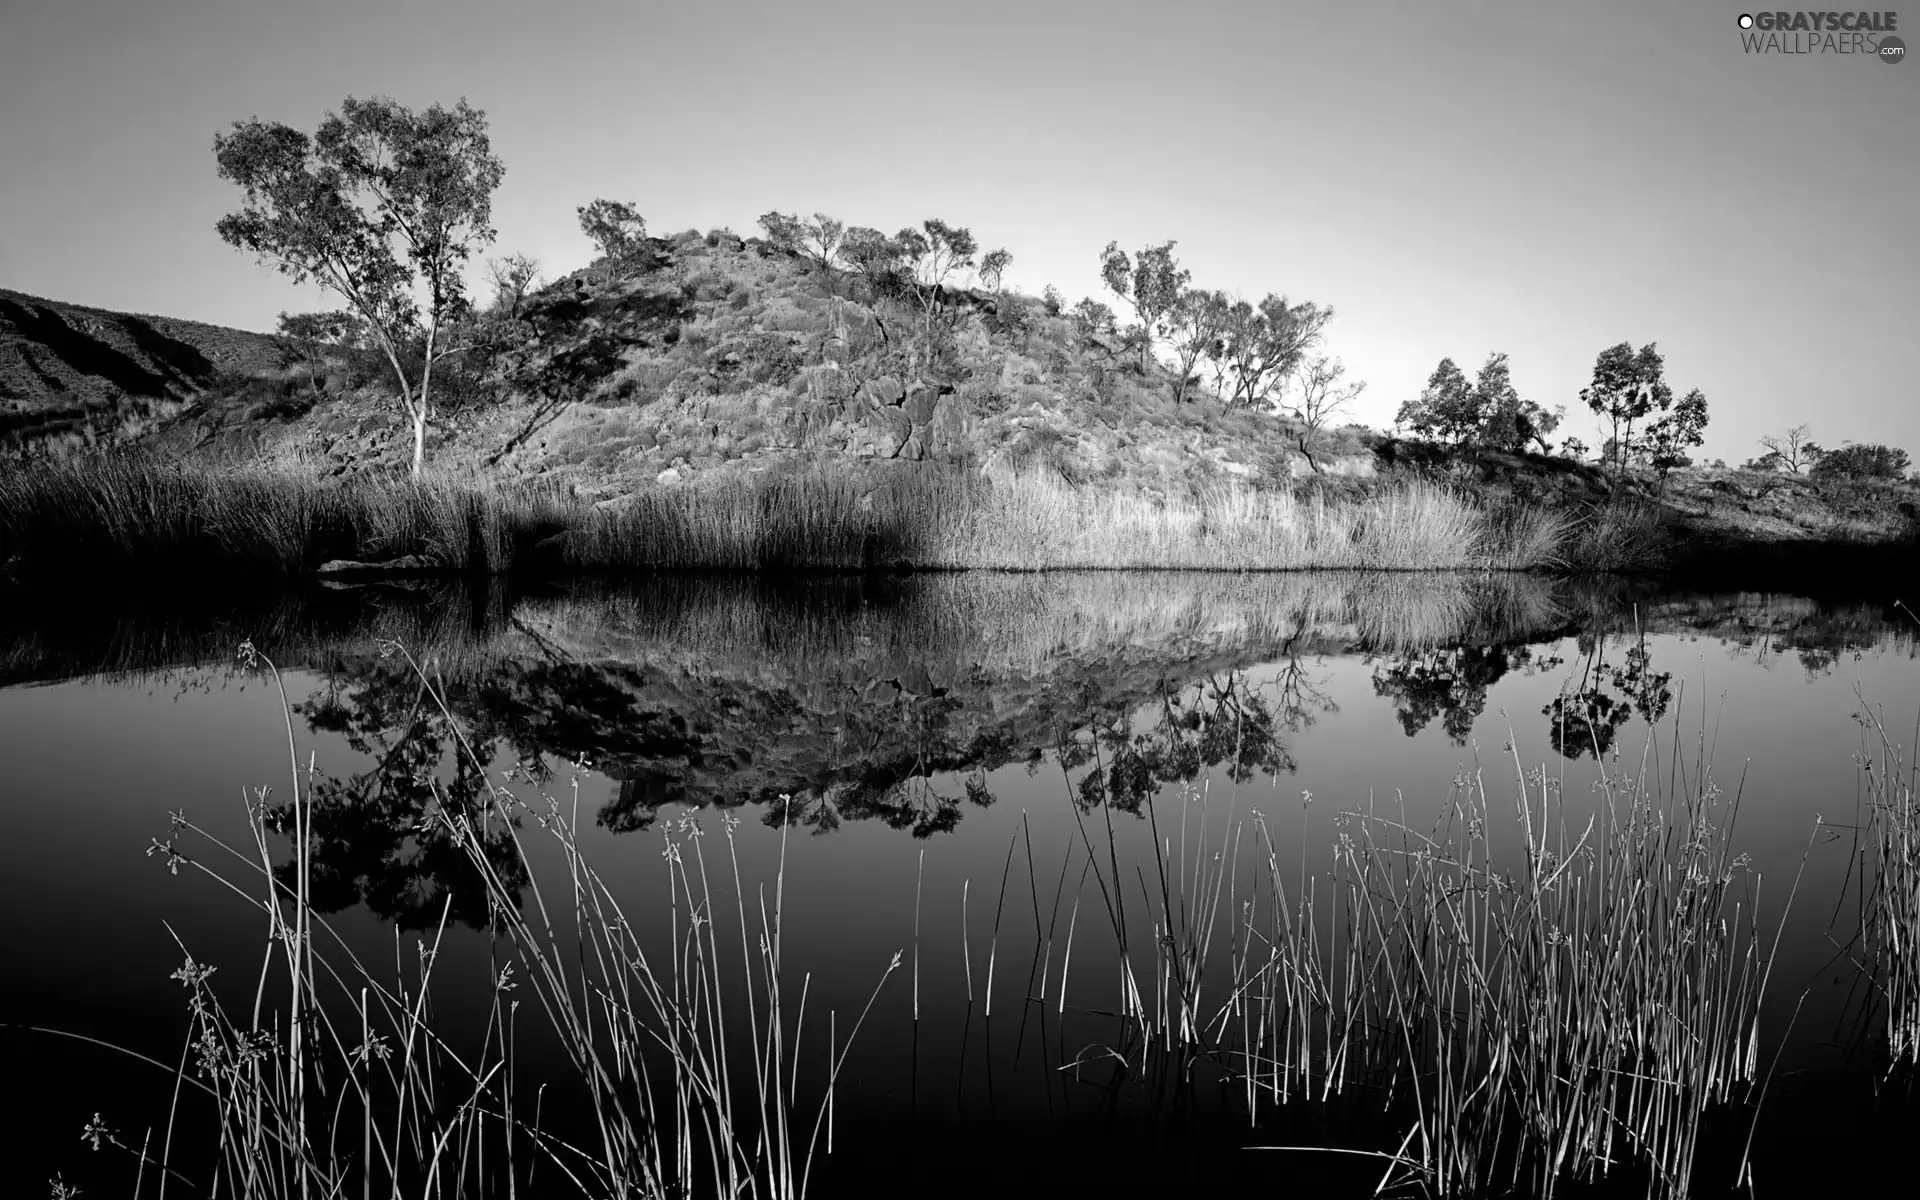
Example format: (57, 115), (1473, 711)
(315, 554), (440, 577)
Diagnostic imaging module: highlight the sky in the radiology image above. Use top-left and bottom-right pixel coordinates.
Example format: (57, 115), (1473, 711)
(1, 0), (1913, 461)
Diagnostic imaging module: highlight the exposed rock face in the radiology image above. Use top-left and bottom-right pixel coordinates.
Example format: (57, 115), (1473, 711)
(859, 376), (905, 406)
(924, 392), (972, 462)
(868, 405), (912, 457)
(902, 386), (939, 425)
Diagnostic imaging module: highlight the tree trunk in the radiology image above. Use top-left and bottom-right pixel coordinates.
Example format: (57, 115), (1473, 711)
(1297, 432), (1323, 474)
(414, 319), (438, 478)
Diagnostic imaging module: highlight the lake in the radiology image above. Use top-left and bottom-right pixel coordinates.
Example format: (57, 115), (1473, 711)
(3, 571), (1916, 1198)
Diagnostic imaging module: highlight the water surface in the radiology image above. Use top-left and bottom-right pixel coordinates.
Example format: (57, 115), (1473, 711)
(3, 572), (1915, 1196)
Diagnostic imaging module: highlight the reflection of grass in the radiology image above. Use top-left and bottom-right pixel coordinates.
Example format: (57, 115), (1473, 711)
(1, 453), (1574, 582)
(50, 640), (895, 1198)
(1298, 751), (1788, 1197)
(1046, 712), (1797, 1198)
(1856, 703), (1920, 1071)
(531, 570), (1574, 672)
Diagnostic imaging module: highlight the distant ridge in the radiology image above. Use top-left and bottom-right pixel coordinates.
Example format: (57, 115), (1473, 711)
(0, 287), (283, 445)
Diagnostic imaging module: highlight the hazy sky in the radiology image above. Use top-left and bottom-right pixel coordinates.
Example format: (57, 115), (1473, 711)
(1, 0), (1913, 460)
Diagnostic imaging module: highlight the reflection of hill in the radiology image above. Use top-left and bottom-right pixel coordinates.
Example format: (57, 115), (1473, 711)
(1561, 587), (1920, 666)
(2, 574), (1913, 838)
(392, 572), (1582, 832)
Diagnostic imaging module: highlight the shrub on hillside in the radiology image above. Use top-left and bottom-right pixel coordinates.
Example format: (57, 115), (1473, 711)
(684, 272), (735, 302)
(983, 291), (1037, 340)
(1811, 442), (1910, 482)
(710, 332), (802, 386)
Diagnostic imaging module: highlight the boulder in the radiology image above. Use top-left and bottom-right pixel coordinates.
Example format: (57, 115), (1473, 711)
(860, 375), (906, 406)
(872, 405), (912, 455)
(902, 386), (939, 426)
(925, 393), (972, 462)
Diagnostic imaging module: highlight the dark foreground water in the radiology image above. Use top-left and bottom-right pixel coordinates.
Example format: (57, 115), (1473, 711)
(3, 571), (1917, 1198)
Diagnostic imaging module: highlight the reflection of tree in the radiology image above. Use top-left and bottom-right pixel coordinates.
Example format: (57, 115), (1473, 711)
(1372, 644), (1535, 744)
(1070, 672), (1300, 814)
(1272, 653), (1339, 736)
(1543, 635), (1673, 761)
(275, 660), (533, 930)
(762, 764), (996, 840)
(595, 679), (990, 837)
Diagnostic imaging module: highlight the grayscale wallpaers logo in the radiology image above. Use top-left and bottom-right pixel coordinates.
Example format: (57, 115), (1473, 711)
(1737, 11), (1905, 59)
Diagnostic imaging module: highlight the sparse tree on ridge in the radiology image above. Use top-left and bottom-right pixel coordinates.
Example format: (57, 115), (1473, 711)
(1397, 357), (1481, 444)
(1164, 289), (1232, 404)
(1286, 355), (1367, 472)
(1214, 295), (1333, 409)
(215, 95), (505, 475)
(1755, 423), (1824, 474)
(1812, 442), (1910, 481)
(1069, 297), (1118, 341)
(757, 211), (846, 276)
(836, 225), (899, 281)
(979, 247), (1012, 293)
(1643, 388), (1710, 481)
(1099, 240), (1189, 375)
(275, 310), (366, 397)
(1580, 341), (1672, 476)
(895, 218), (979, 363)
(577, 198), (649, 277)
(756, 210), (804, 255)
(484, 253), (541, 320)
(1470, 353), (1563, 453)
(800, 214), (846, 274)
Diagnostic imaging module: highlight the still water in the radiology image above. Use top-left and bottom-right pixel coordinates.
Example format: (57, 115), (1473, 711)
(2, 572), (1916, 1197)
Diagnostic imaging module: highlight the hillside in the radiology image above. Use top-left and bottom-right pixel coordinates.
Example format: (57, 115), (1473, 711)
(4, 228), (1916, 582)
(96, 228), (1375, 498)
(0, 287), (285, 448)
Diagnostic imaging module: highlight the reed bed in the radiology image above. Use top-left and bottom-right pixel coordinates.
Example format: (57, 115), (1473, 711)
(1856, 704), (1920, 1071)
(1045, 709), (1793, 1199)
(85, 638), (895, 1199)
(0, 452), (576, 583)
(1, 452), (1575, 582)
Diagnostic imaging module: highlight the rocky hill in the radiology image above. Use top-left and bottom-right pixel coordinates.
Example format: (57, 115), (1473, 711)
(6, 229), (1916, 581)
(0, 287), (285, 448)
(4, 228), (1375, 496)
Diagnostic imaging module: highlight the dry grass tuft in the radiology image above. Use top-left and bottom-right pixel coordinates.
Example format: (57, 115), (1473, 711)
(1, 454), (1578, 582)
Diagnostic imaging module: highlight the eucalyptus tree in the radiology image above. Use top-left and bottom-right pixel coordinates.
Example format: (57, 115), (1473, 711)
(1285, 356), (1367, 471)
(1580, 341), (1672, 476)
(1214, 294), (1333, 408)
(576, 199), (650, 277)
(1099, 240), (1189, 375)
(1164, 288), (1232, 404)
(484, 253), (541, 320)
(215, 95), (505, 475)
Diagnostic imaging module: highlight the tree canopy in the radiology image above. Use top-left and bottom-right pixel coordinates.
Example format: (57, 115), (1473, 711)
(577, 199), (650, 276)
(214, 95), (504, 474)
